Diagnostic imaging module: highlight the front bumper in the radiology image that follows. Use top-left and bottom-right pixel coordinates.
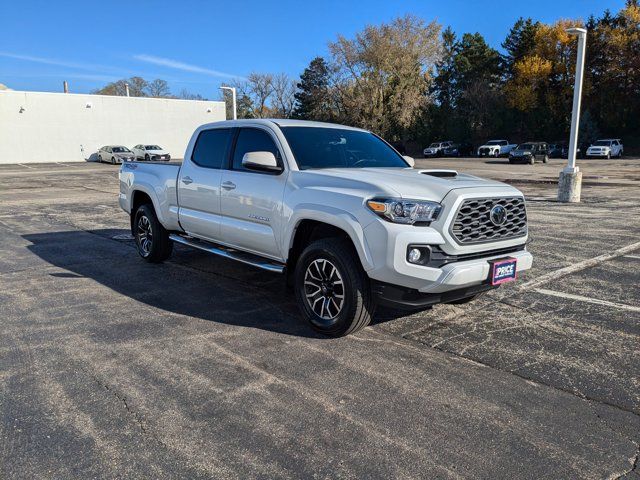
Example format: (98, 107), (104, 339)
(586, 150), (608, 158)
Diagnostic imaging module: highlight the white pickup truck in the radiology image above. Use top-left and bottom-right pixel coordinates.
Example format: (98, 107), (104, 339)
(477, 140), (518, 158)
(119, 119), (532, 336)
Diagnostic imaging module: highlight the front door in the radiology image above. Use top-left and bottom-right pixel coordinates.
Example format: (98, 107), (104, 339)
(177, 127), (233, 242)
(219, 127), (287, 260)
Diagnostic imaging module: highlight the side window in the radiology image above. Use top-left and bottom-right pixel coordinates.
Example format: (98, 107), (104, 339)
(191, 128), (232, 169)
(232, 128), (281, 172)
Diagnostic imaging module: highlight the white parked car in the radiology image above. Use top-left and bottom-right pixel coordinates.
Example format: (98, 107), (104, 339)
(423, 141), (453, 157)
(97, 146), (136, 164)
(132, 144), (171, 161)
(477, 140), (517, 158)
(586, 139), (623, 159)
(119, 119), (532, 336)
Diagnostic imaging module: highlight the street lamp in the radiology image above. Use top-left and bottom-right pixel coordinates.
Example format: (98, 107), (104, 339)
(558, 27), (587, 203)
(220, 86), (237, 120)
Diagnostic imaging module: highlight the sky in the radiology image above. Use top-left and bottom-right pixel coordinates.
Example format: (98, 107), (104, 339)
(0, 0), (626, 98)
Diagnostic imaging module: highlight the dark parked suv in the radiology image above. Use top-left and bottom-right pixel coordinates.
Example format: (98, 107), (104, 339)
(443, 142), (474, 157)
(508, 142), (549, 164)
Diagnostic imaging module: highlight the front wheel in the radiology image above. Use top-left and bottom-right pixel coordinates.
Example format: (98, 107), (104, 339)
(542, 155), (548, 163)
(294, 239), (375, 336)
(111, 156), (116, 165)
(145, 154), (150, 161)
(133, 204), (173, 263)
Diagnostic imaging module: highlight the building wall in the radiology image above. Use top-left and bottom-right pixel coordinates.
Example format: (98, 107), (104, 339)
(0, 90), (226, 163)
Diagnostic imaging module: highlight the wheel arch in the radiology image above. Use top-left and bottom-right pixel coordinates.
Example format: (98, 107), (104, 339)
(285, 208), (375, 276)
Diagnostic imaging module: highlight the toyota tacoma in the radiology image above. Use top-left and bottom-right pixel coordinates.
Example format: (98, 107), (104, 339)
(119, 120), (532, 336)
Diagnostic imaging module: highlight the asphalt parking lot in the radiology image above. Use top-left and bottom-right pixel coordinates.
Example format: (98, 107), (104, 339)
(1, 157), (639, 479)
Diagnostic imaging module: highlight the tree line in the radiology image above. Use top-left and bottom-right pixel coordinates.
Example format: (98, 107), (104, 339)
(94, 1), (639, 153)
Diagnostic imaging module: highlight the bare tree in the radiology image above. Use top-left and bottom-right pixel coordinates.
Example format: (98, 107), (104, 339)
(93, 76), (149, 97)
(233, 73), (274, 118)
(271, 73), (296, 118)
(179, 89), (207, 100)
(146, 79), (171, 98)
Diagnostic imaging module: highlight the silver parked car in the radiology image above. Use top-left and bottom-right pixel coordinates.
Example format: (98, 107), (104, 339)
(131, 144), (171, 161)
(97, 146), (136, 164)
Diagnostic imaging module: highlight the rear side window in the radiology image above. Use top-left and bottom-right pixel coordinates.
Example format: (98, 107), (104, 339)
(191, 128), (232, 169)
(232, 128), (281, 172)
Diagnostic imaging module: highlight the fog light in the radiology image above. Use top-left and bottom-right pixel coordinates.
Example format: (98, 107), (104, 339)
(408, 248), (422, 264)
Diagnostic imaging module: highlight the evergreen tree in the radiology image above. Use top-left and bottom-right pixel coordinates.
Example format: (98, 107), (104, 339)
(501, 18), (540, 76)
(293, 57), (332, 121)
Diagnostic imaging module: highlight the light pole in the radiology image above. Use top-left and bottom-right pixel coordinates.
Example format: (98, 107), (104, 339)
(558, 27), (587, 203)
(220, 86), (237, 120)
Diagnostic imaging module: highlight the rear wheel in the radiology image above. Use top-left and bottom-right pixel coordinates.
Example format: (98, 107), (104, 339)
(542, 154), (548, 163)
(294, 239), (374, 337)
(133, 204), (173, 263)
(111, 156), (116, 165)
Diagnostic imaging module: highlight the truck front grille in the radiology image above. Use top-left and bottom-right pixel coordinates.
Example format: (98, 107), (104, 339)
(450, 197), (527, 244)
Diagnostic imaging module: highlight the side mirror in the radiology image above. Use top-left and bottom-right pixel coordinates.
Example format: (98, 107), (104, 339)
(242, 151), (281, 172)
(402, 155), (415, 168)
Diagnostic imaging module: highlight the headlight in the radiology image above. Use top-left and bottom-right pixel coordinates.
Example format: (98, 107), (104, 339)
(367, 198), (442, 224)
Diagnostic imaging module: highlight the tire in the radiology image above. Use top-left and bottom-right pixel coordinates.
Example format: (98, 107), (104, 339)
(618, 150), (623, 158)
(606, 152), (611, 159)
(111, 156), (116, 165)
(145, 154), (150, 162)
(542, 155), (548, 164)
(528, 156), (535, 165)
(133, 204), (173, 263)
(294, 238), (375, 337)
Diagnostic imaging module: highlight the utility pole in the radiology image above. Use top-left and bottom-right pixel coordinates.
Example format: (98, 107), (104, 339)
(63, 81), (69, 93)
(558, 27), (587, 203)
(220, 86), (237, 120)
(125, 82), (130, 97)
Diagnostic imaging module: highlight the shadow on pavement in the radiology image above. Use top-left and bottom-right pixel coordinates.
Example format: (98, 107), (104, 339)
(23, 229), (416, 339)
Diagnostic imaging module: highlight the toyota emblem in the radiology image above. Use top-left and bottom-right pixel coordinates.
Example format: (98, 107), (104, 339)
(489, 204), (507, 226)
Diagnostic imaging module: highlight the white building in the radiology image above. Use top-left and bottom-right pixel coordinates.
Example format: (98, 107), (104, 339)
(0, 90), (226, 164)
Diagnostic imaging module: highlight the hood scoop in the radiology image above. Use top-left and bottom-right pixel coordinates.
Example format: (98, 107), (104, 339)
(420, 169), (458, 178)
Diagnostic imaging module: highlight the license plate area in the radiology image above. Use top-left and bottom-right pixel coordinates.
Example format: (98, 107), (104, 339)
(489, 257), (517, 285)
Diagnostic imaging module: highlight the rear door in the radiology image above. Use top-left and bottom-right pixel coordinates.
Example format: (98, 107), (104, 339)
(219, 127), (288, 260)
(177, 127), (233, 242)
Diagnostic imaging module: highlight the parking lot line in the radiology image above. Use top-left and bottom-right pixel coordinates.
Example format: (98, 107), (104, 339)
(534, 288), (640, 312)
(17, 163), (35, 169)
(517, 241), (640, 290)
(624, 255), (640, 260)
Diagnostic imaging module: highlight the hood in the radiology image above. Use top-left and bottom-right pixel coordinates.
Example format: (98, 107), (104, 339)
(480, 144), (500, 149)
(147, 149), (167, 154)
(297, 167), (508, 201)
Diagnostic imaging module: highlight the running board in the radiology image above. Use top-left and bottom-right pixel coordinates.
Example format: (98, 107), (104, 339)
(168, 234), (285, 274)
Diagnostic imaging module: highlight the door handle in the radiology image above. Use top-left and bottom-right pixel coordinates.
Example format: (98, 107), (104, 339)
(181, 176), (193, 185)
(222, 181), (236, 190)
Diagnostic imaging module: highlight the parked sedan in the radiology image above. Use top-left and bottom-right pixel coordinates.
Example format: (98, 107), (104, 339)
(97, 146), (136, 164)
(132, 144), (171, 161)
(549, 142), (569, 159)
(508, 142), (549, 165)
(443, 142), (474, 157)
(586, 139), (623, 159)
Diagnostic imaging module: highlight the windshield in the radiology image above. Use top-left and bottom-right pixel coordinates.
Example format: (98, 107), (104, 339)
(517, 144), (534, 150)
(112, 146), (130, 153)
(280, 127), (408, 170)
(593, 140), (611, 146)
(145, 145), (161, 150)
(428, 143), (439, 148)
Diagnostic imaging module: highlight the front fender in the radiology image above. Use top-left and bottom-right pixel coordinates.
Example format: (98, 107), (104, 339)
(285, 204), (375, 271)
